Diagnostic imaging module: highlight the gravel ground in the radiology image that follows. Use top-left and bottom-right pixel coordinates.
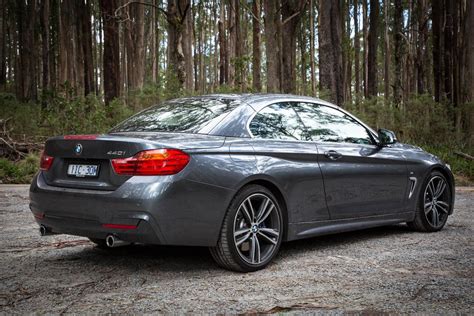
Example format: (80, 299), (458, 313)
(0, 185), (472, 314)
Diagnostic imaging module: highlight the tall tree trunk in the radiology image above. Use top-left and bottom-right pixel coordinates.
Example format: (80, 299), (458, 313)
(353, 0), (360, 100)
(240, 4), (249, 91)
(59, 0), (77, 92)
(432, 0), (443, 102)
(383, 0), (390, 100)
(367, 0), (379, 98)
(344, 0), (352, 101)
(393, 0), (403, 106)
(155, 0), (161, 88)
(192, 4), (199, 90)
(80, 0), (94, 96)
(74, 0), (84, 96)
(7, 0), (16, 86)
(167, 0), (193, 90)
(234, 0), (242, 90)
(198, 2), (205, 93)
(125, 2), (145, 92)
(218, 3), (227, 85)
(263, 0), (281, 92)
(0, 0), (5, 90)
(16, 0), (38, 101)
(120, 17), (127, 95)
(444, 0), (455, 104)
(252, 0), (262, 91)
(309, 0), (316, 95)
(99, 0), (120, 105)
(362, 0), (369, 98)
(462, 0), (474, 145)
(49, 0), (58, 91)
(213, 1), (219, 89)
(281, 0), (306, 94)
(318, 0), (344, 105)
(182, 0), (194, 91)
(298, 18), (306, 95)
(227, 1), (236, 87)
(405, 0), (415, 99)
(415, 0), (429, 94)
(40, 0), (50, 93)
(150, 1), (157, 84)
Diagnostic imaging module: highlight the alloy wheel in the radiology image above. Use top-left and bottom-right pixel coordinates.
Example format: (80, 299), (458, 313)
(423, 176), (450, 228)
(233, 193), (281, 265)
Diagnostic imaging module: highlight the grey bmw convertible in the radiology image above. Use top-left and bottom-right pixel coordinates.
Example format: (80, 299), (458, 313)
(30, 94), (455, 272)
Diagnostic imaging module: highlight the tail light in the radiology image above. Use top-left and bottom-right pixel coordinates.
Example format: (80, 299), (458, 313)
(40, 152), (54, 171)
(111, 149), (190, 176)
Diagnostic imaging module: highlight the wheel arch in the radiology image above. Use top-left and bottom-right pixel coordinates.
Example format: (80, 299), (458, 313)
(429, 165), (455, 215)
(236, 178), (289, 242)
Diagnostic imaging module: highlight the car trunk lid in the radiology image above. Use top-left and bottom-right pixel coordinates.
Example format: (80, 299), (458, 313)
(42, 133), (225, 190)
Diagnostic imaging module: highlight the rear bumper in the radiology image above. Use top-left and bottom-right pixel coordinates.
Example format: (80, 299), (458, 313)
(29, 172), (235, 246)
(32, 212), (160, 244)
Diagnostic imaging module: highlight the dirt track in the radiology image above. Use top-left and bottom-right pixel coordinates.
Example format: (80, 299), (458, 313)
(0, 185), (472, 314)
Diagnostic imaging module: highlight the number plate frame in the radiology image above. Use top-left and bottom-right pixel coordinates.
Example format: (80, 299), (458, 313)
(67, 164), (100, 178)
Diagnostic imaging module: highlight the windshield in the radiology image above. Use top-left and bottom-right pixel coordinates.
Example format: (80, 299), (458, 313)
(110, 98), (240, 133)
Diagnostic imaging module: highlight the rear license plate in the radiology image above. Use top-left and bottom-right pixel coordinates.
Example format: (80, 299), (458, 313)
(67, 164), (99, 177)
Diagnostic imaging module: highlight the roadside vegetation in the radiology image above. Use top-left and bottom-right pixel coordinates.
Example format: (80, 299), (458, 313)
(0, 91), (472, 185)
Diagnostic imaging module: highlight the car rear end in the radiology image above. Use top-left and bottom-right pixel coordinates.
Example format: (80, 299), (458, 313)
(29, 132), (235, 247)
(29, 96), (249, 247)
(30, 134), (190, 243)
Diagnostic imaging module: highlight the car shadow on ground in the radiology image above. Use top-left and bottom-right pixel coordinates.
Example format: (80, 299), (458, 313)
(45, 224), (414, 273)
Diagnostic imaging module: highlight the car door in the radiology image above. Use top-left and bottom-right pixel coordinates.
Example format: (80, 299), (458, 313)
(291, 102), (408, 219)
(247, 102), (330, 223)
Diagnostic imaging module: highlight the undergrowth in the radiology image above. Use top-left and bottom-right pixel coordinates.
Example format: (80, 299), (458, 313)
(0, 91), (472, 184)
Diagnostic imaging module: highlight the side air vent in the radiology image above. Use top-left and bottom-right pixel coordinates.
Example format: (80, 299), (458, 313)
(408, 177), (417, 199)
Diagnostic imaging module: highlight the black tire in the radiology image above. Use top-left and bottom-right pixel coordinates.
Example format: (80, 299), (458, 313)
(209, 185), (284, 272)
(407, 170), (452, 232)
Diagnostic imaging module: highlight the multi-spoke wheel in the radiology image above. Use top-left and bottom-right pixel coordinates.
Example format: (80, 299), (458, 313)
(210, 185), (283, 272)
(407, 171), (452, 232)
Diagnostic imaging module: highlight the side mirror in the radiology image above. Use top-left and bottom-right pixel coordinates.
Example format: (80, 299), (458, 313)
(377, 128), (397, 146)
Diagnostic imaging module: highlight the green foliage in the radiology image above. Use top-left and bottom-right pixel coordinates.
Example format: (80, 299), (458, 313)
(346, 95), (473, 184)
(0, 93), (42, 136)
(0, 92), (472, 184)
(0, 92), (133, 137)
(164, 69), (186, 99)
(346, 94), (462, 145)
(423, 145), (473, 186)
(0, 153), (39, 184)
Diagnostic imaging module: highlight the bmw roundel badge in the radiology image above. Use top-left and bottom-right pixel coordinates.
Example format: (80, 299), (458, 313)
(74, 143), (83, 155)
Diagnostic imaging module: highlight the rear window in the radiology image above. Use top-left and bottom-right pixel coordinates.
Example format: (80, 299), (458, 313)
(110, 98), (240, 133)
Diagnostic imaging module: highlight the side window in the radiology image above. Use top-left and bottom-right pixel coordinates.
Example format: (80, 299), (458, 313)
(249, 103), (306, 140)
(292, 102), (373, 145)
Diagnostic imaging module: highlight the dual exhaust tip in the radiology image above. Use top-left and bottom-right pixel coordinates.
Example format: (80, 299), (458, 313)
(39, 225), (55, 236)
(40, 225), (130, 248)
(105, 234), (130, 248)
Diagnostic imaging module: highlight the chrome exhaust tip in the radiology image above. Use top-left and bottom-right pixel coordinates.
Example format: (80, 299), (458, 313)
(105, 234), (130, 248)
(39, 225), (56, 236)
(39, 225), (47, 236)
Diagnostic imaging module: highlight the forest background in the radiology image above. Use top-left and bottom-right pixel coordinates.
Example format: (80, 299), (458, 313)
(0, 0), (472, 184)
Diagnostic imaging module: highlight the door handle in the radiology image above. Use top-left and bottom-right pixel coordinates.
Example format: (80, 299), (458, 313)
(324, 150), (342, 160)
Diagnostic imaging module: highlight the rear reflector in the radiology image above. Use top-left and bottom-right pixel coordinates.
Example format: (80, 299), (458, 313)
(102, 224), (137, 230)
(64, 134), (98, 140)
(40, 152), (54, 171)
(111, 149), (190, 176)
(33, 212), (45, 220)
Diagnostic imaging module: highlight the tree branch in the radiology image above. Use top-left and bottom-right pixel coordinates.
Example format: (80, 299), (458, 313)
(281, 0), (308, 26)
(114, 1), (169, 22)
